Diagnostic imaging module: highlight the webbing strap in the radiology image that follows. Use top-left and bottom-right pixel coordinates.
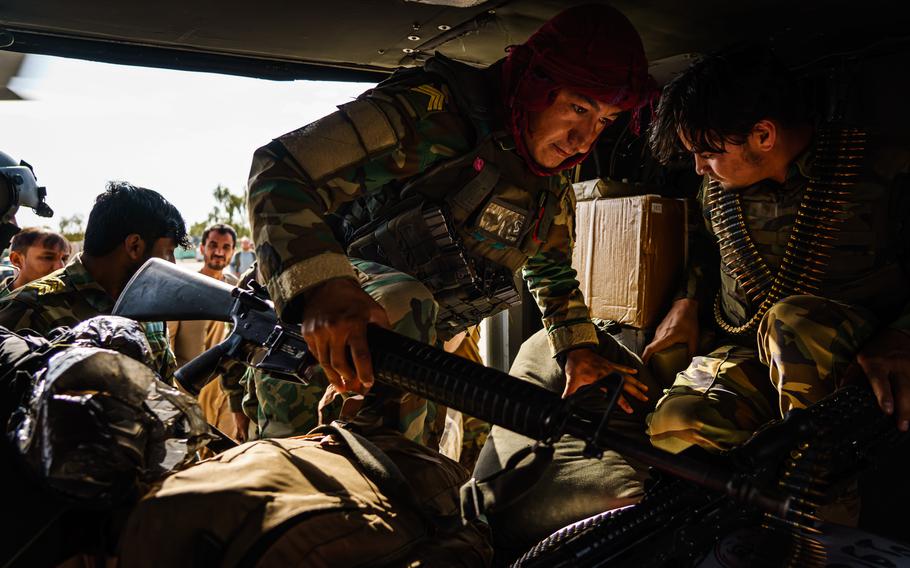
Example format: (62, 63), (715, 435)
(310, 422), (458, 533)
(447, 161), (501, 221)
(372, 223), (410, 269)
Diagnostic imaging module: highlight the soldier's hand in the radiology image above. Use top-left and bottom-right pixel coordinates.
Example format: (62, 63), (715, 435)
(231, 411), (250, 442)
(851, 328), (910, 432)
(642, 298), (699, 364)
(301, 277), (391, 394)
(563, 347), (648, 413)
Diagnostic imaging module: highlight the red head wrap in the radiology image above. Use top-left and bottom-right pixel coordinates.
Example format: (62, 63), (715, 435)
(501, 4), (657, 175)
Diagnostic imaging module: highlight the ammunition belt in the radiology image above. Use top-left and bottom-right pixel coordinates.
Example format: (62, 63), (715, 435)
(709, 126), (867, 335)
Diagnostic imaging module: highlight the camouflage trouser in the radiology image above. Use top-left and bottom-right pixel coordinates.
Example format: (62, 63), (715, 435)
(433, 326), (491, 470)
(241, 367), (330, 439)
(242, 258), (439, 442)
(647, 295), (878, 453)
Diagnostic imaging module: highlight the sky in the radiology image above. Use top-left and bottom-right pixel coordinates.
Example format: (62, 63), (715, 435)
(1, 54), (373, 231)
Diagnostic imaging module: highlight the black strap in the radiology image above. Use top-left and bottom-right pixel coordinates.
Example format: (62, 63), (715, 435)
(372, 222), (409, 269)
(447, 161), (501, 221)
(309, 422), (457, 533)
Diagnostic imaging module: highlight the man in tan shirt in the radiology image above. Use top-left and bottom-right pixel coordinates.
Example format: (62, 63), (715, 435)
(168, 224), (240, 438)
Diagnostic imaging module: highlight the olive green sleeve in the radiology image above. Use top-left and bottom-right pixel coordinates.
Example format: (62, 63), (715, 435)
(247, 82), (472, 321)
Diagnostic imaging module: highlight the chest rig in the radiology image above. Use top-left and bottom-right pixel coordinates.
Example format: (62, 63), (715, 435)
(708, 126), (867, 335)
(337, 56), (568, 337)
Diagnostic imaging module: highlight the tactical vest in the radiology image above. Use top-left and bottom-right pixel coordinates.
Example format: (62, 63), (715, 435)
(335, 55), (569, 337)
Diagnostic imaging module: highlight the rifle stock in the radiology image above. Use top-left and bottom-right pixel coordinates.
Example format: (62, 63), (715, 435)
(113, 258), (236, 322)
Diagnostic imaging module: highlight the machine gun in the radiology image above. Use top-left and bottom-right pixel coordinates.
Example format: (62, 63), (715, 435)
(514, 383), (909, 567)
(115, 259), (801, 523)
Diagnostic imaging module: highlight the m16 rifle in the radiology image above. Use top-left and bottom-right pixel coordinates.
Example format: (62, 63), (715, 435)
(114, 259), (910, 566)
(114, 259), (910, 567)
(113, 259), (797, 523)
(114, 260), (910, 565)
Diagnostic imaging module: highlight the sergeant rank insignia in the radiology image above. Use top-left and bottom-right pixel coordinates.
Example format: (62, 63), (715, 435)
(410, 84), (446, 111)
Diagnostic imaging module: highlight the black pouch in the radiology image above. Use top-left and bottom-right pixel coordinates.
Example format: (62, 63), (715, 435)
(346, 201), (478, 293)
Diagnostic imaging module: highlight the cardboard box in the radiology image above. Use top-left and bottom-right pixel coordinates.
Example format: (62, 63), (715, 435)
(572, 194), (686, 329)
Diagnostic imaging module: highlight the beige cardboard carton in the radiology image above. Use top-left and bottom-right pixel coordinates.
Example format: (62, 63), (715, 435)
(573, 195), (686, 329)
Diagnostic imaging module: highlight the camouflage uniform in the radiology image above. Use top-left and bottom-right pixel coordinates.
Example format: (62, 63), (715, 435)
(216, 262), (337, 440)
(239, 367), (328, 439)
(439, 325), (491, 470)
(236, 259), (437, 441)
(647, 138), (910, 453)
(246, 56), (595, 442)
(0, 275), (14, 299)
(0, 253), (177, 380)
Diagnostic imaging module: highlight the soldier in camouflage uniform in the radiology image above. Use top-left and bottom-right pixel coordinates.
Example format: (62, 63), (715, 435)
(0, 182), (188, 380)
(438, 325), (491, 469)
(0, 227), (70, 299)
(214, 262), (335, 440)
(644, 45), (910, 454)
(227, 260), (429, 440)
(227, 263), (484, 466)
(246, 4), (656, 443)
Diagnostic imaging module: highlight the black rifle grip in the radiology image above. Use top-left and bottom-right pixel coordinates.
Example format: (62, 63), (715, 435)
(174, 342), (231, 396)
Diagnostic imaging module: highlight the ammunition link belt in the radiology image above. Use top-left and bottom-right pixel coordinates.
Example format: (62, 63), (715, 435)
(708, 126), (867, 335)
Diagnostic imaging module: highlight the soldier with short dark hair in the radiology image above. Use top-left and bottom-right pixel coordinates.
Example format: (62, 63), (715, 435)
(643, 44), (910, 457)
(2, 227), (70, 297)
(0, 181), (189, 379)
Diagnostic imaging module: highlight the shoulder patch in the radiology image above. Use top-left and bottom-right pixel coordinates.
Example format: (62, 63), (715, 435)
(410, 84), (446, 112)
